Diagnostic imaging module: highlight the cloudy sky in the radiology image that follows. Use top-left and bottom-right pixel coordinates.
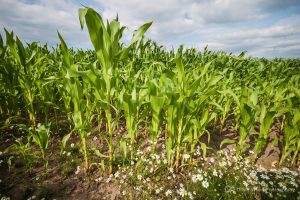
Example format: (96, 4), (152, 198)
(0, 0), (299, 58)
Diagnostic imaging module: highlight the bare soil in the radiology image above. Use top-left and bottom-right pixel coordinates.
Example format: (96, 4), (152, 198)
(0, 121), (298, 200)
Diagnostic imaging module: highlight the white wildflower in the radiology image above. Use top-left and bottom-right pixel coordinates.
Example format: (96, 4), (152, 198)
(93, 136), (98, 141)
(279, 182), (287, 191)
(188, 192), (194, 199)
(219, 161), (227, 167)
(165, 189), (172, 196)
(260, 174), (270, 180)
(191, 175), (197, 183)
(213, 169), (218, 176)
(137, 174), (142, 180)
(95, 177), (102, 182)
(202, 180), (209, 188)
(114, 171), (120, 178)
(177, 187), (187, 197)
(183, 154), (190, 160)
(196, 174), (204, 181)
(243, 181), (249, 187)
(149, 167), (153, 173)
(75, 166), (80, 175)
(106, 174), (113, 183)
(218, 171), (223, 178)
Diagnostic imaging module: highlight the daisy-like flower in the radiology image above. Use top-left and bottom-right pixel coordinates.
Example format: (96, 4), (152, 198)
(257, 166), (266, 172)
(93, 136), (98, 141)
(281, 167), (291, 174)
(243, 181), (249, 187)
(95, 177), (102, 182)
(191, 175), (197, 183)
(218, 171), (223, 178)
(279, 182), (287, 191)
(202, 180), (209, 188)
(114, 171), (120, 178)
(137, 174), (142, 180)
(177, 187), (187, 197)
(183, 154), (190, 160)
(165, 189), (172, 197)
(219, 161), (227, 167)
(260, 174), (270, 180)
(106, 174), (113, 183)
(249, 170), (257, 179)
(188, 192), (194, 199)
(213, 169), (218, 176)
(196, 174), (204, 181)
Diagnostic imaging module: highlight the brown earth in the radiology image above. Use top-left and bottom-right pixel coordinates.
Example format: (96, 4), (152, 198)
(0, 120), (298, 199)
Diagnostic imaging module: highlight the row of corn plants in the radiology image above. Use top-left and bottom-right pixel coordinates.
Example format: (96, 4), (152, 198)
(0, 7), (299, 173)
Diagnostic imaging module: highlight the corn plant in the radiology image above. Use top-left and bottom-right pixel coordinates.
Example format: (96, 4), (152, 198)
(253, 103), (276, 159)
(58, 32), (91, 171)
(280, 85), (300, 165)
(30, 123), (51, 168)
(162, 56), (221, 169)
(78, 7), (152, 173)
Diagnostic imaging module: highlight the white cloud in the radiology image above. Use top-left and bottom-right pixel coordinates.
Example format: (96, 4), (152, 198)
(94, 0), (300, 57)
(0, 0), (299, 57)
(0, 0), (91, 48)
(195, 14), (300, 57)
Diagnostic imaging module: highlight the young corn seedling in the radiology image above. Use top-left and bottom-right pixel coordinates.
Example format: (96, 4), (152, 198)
(31, 123), (51, 168)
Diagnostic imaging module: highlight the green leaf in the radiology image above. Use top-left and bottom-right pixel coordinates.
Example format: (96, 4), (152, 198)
(57, 32), (71, 67)
(220, 138), (236, 149)
(200, 142), (207, 158)
(130, 21), (153, 45)
(78, 8), (88, 30)
(62, 131), (73, 150)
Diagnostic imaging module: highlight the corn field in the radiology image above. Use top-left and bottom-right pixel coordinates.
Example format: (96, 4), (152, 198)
(0, 7), (299, 199)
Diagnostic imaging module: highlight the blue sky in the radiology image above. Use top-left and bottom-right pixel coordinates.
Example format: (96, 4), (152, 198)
(0, 0), (299, 58)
